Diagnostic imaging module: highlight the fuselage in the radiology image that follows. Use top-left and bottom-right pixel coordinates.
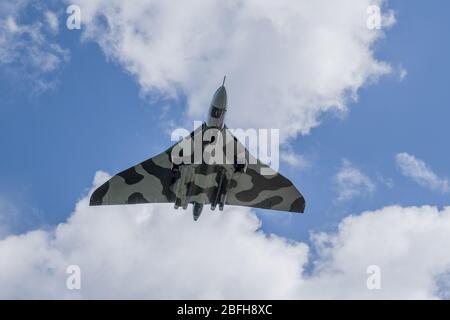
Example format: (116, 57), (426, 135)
(189, 84), (228, 220)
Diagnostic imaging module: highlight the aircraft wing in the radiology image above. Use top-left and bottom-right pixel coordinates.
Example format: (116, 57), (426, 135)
(90, 147), (177, 205)
(224, 130), (306, 213)
(90, 125), (306, 214)
(90, 124), (208, 206)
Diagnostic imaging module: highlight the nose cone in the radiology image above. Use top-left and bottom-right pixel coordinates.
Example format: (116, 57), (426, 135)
(211, 86), (227, 109)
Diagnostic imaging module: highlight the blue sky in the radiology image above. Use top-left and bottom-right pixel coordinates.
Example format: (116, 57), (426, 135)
(272, 0), (450, 239)
(0, 0), (450, 299)
(2, 1), (449, 240)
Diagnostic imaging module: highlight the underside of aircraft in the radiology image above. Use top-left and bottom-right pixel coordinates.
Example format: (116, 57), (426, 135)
(90, 80), (305, 220)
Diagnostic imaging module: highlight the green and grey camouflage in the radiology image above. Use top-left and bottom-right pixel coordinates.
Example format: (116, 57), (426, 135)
(90, 82), (305, 220)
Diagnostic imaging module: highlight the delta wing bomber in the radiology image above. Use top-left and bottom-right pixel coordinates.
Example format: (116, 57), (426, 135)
(90, 78), (306, 220)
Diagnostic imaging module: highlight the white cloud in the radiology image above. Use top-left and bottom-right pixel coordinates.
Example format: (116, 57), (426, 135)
(0, 1), (69, 92)
(301, 205), (450, 299)
(399, 67), (408, 81)
(1, 172), (450, 299)
(71, 0), (394, 140)
(281, 152), (308, 169)
(280, 148), (309, 169)
(45, 11), (59, 34)
(0, 198), (17, 238)
(0, 196), (44, 240)
(377, 173), (394, 189)
(334, 159), (375, 202)
(396, 152), (449, 194)
(0, 172), (309, 299)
